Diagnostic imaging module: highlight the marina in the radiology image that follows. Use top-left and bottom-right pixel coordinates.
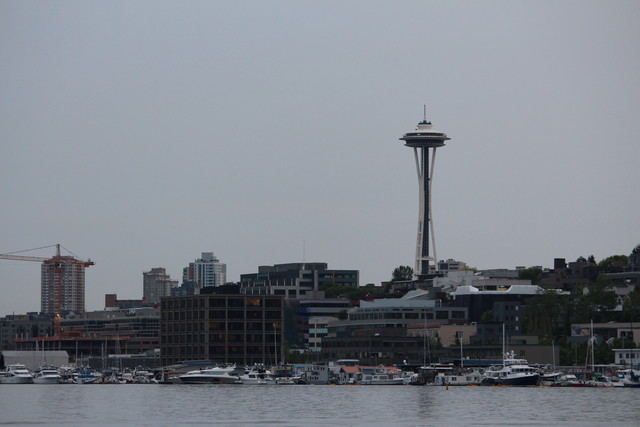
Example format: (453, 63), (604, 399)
(2, 359), (639, 388)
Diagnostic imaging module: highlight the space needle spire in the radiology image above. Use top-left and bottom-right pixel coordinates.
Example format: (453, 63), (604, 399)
(399, 107), (450, 279)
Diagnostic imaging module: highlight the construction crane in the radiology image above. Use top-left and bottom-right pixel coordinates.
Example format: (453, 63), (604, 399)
(0, 244), (94, 335)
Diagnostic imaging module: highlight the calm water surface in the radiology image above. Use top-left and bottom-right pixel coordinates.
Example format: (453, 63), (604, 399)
(0, 384), (637, 426)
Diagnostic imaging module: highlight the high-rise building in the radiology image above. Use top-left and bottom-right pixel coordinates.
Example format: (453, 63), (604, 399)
(1, 244), (93, 314)
(41, 258), (87, 314)
(400, 109), (451, 278)
(182, 252), (227, 288)
(143, 268), (178, 304)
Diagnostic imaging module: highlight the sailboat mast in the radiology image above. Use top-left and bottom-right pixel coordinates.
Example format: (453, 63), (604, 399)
(591, 319), (595, 372)
(502, 323), (506, 368)
(423, 307), (426, 366)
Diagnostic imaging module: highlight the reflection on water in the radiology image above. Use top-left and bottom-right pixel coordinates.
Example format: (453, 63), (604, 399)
(0, 385), (638, 426)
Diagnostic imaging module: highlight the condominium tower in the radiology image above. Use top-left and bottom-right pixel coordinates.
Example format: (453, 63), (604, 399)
(183, 252), (227, 288)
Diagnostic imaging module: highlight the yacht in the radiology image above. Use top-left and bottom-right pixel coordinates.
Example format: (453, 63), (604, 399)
(0, 364), (34, 384)
(481, 352), (540, 386)
(33, 368), (62, 384)
(179, 367), (242, 384)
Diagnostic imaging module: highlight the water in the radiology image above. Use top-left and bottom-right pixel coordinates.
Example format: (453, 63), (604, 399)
(0, 384), (637, 426)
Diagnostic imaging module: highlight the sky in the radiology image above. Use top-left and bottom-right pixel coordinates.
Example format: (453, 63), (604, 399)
(1, 1), (639, 315)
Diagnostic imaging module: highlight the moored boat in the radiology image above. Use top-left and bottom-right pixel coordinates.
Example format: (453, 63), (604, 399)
(436, 367), (483, 386)
(481, 352), (540, 386)
(0, 364), (34, 384)
(179, 367), (242, 384)
(33, 368), (62, 384)
(360, 366), (404, 385)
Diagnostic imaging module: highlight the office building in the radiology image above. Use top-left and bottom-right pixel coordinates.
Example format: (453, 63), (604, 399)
(240, 262), (358, 298)
(160, 288), (284, 366)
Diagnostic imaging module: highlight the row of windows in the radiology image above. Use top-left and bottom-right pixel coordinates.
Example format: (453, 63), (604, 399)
(348, 311), (465, 321)
(163, 297), (282, 310)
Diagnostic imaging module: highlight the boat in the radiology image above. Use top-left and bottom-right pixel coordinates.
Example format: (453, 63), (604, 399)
(239, 365), (270, 385)
(481, 352), (540, 386)
(73, 368), (101, 384)
(617, 369), (640, 387)
(179, 367), (242, 384)
(0, 364), (34, 384)
(436, 367), (484, 386)
(33, 368), (62, 384)
(360, 366), (404, 385)
(548, 373), (586, 387)
(585, 372), (624, 387)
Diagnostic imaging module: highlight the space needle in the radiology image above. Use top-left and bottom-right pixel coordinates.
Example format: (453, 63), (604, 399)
(400, 107), (450, 279)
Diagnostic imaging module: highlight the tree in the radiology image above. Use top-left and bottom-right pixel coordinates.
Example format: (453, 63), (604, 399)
(522, 290), (570, 338)
(597, 255), (628, 267)
(572, 276), (617, 323)
(391, 266), (413, 282)
(518, 267), (543, 285)
(480, 309), (494, 322)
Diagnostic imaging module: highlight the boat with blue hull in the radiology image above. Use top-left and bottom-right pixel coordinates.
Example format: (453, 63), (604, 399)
(481, 352), (540, 386)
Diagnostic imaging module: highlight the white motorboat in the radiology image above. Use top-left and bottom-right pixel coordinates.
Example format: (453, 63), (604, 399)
(179, 367), (242, 384)
(481, 352), (540, 386)
(239, 366), (270, 385)
(1, 364), (34, 384)
(360, 367), (404, 385)
(33, 368), (62, 384)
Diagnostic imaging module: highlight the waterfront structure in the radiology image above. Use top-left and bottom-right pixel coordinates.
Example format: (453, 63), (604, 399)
(327, 290), (467, 337)
(143, 268), (178, 305)
(240, 262), (358, 298)
(182, 252), (226, 289)
(448, 283), (539, 326)
(571, 322), (640, 347)
(0, 313), (54, 351)
(160, 287), (284, 366)
(0, 350), (69, 371)
(613, 348), (640, 366)
(399, 110), (450, 278)
(307, 316), (339, 353)
(12, 308), (161, 358)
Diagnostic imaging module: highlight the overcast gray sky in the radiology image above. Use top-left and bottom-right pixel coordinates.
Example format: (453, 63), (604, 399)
(1, 1), (639, 315)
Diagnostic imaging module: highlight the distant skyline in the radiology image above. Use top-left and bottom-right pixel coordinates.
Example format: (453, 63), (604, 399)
(1, 1), (639, 315)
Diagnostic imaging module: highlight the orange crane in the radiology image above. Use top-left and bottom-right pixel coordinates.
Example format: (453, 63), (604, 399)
(0, 244), (94, 336)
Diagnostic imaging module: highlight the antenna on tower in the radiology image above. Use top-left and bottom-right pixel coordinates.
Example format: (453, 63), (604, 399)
(423, 104), (427, 122)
